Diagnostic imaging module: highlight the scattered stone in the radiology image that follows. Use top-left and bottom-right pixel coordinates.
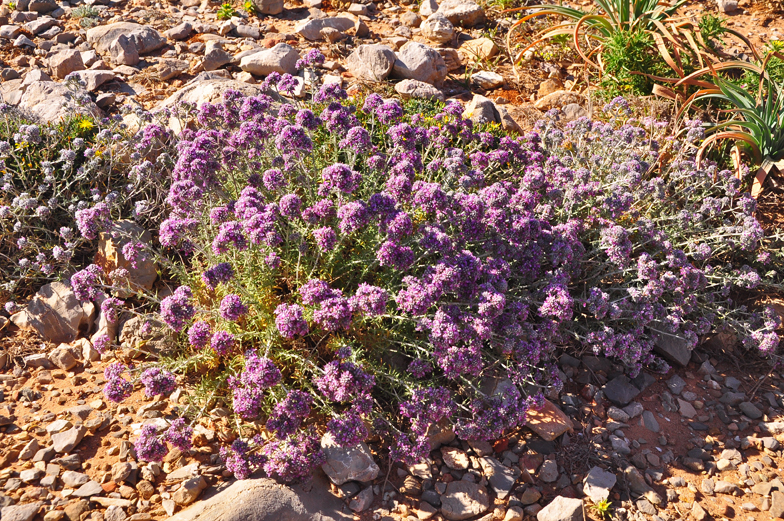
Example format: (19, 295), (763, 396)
(739, 401), (762, 419)
(349, 486), (373, 512)
(252, 0), (284, 15)
(525, 399), (574, 441)
(158, 59), (190, 81)
(442, 446), (470, 470)
(10, 282), (95, 344)
(0, 502), (42, 521)
(642, 411), (660, 432)
(538, 460), (558, 483)
(678, 398), (697, 419)
(717, 0), (738, 13)
(72, 70), (116, 91)
(62, 471), (90, 488)
(51, 426), (87, 453)
(420, 13), (454, 44)
(320, 433), (380, 485)
(394, 79), (445, 101)
(392, 41), (448, 85)
(165, 22), (192, 40)
(345, 44), (396, 81)
(296, 16), (355, 41)
(478, 456), (520, 499)
(173, 476), (208, 506)
(667, 375), (686, 395)
(652, 327), (692, 367)
(73, 480), (104, 497)
(87, 23), (166, 56)
(471, 70), (504, 90)
(240, 43), (300, 76)
(603, 375), (641, 406)
(49, 49), (85, 80)
(436, 0), (485, 26)
(536, 496), (583, 521)
(440, 481), (490, 521)
(583, 466), (616, 502)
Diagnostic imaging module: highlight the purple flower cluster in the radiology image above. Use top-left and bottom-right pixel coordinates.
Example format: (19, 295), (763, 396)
(229, 350), (281, 419)
(160, 286), (195, 332)
(202, 262), (234, 290)
(71, 264), (103, 302)
(135, 424), (169, 462)
(220, 294), (248, 322)
(261, 429), (325, 483)
(314, 359), (374, 403)
(266, 389), (313, 439)
(140, 367), (177, 397)
(274, 303), (309, 338)
(103, 363), (133, 403)
(327, 412), (368, 447)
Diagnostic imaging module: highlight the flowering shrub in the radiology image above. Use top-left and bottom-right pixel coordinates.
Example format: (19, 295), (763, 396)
(70, 80), (783, 482)
(0, 85), (177, 303)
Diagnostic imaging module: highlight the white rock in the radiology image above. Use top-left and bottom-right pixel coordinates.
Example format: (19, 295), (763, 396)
(345, 44), (396, 81)
(240, 43), (299, 76)
(471, 70), (503, 90)
(420, 13), (454, 44)
(392, 41), (447, 85)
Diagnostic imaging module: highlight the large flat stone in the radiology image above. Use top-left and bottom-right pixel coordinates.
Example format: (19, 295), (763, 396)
(525, 399), (574, 441)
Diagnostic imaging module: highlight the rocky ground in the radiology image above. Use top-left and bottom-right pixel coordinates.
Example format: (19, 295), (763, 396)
(2, 275), (784, 521)
(2, 0), (784, 519)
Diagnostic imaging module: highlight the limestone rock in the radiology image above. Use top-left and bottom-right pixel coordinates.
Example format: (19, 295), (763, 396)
(49, 345), (78, 371)
(10, 281), (95, 344)
(203, 41), (233, 72)
(158, 59), (190, 81)
(87, 22), (166, 55)
(440, 481), (490, 521)
(295, 16), (355, 41)
(72, 70), (116, 91)
(436, 0), (484, 27)
(49, 49), (84, 80)
(394, 79), (444, 101)
(420, 0), (438, 16)
(524, 399), (573, 441)
(583, 467), (616, 503)
(459, 37), (498, 61)
(471, 70), (503, 90)
(320, 433), (379, 485)
(345, 44), (396, 81)
(420, 13), (454, 44)
(536, 497), (584, 521)
(252, 0), (284, 15)
(165, 22), (193, 40)
(463, 93), (499, 124)
(168, 473), (351, 521)
(533, 90), (585, 111)
(173, 476), (208, 506)
(0, 502), (43, 521)
(51, 425), (87, 453)
(392, 41), (448, 85)
(240, 43), (300, 76)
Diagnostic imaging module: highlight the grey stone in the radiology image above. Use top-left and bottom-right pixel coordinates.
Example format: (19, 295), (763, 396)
(436, 0), (484, 26)
(471, 70), (504, 90)
(0, 25), (21, 38)
(739, 401), (763, 419)
(165, 22), (192, 40)
(716, 0), (738, 13)
(61, 471), (90, 488)
(678, 399), (697, 419)
(724, 376), (742, 391)
(14, 34), (36, 48)
(607, 406), (630, 423)
(583, 466), (616, 503)
(642, 411), (660, 433)
(536, 496), (583, 521)
(19, 438), (40, 460)
(203, 42), (233, 71)
(539, 459), (558, 483)
(320, 433), (379, 485)
(252, 0), (283, 15)
(51, 425), (87, 453)
(295, 16), (355, 41)
(603, 375), (640, 406)
(610, 435), (630, 455)
(392, 41), (448, 85)
(420, 13), (453, 44)
(714, 480), (741, 495)
(771, 490), (784, 518)
(29, 0), (57, 12)
(667, 375), (686, 395)
(72, 70), (116, 91)
(49, 346), (78, 371)
(348, 486), (373, 512)
(0, 503), (42, 521)
(652, 328), (691, 367)
(110, 34), (139, 66)
(86, 22), (166, 55)
(25, 16), (56, 34)
(73, 480), (104, 497)
(19, 468), (44, 483)
(240, 43), (299, 76)
(463, 93), (500, 125)
(345, 44), (396, 81)
(760, 421), (784, 434)
(9, 281), (95, 344)
(721, 392), (746, 405)
(440, 481), (490, 521)
(478, 456), (520, 499)
(236, 25), (261, 39)
(158, 58), (190, 81)
(561, 103), (586, 122)
(624, 466), (663, 504)
(173, 476), (208, 506)
(167, 472), (351, 521)
(394, 79), (444, 101)
(104, 505), (127, 521)
(420, 0), (438, 16)
(701, 478), (714, 496)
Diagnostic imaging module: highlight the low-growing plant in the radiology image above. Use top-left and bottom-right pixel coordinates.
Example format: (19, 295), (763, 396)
(591, 498), (613, 519)
(243, 0), (256, 14)
(0, 77), (175, 303)
(217, 2), (237, 19)
(59, 68), (783, 483)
